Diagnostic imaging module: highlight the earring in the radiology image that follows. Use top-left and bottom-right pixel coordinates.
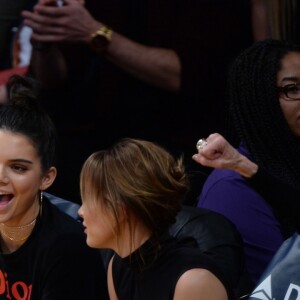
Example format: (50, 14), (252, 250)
(39, 191), (43, 217)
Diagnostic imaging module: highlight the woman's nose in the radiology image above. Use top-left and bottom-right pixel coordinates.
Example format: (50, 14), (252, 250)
(0, 167), (9, 184)
(78, 206), (83, 217)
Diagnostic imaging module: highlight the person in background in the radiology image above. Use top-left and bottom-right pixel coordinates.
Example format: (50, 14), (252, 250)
(0, 75), (108, 299)
(0, 0), (38, 103)
(251, 0), (270, 41)
(78, 138), (234, 300)
(193, 133), (300, 229)
(0, 0), (36, 70)
(0, 24), (33, 103)
(195, 39), (300, 285)
(22, 0), (254, 204)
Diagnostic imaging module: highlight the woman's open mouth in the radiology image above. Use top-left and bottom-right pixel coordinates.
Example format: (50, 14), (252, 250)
(0, 193), (14, 209)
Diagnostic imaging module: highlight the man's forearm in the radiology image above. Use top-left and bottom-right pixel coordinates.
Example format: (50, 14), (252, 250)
(31, 30), (181, 92)
(103, 31), (181, 92)
(23, 1), (181, 92)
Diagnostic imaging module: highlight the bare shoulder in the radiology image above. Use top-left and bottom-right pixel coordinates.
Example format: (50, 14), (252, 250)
(174, 268), (228, 300)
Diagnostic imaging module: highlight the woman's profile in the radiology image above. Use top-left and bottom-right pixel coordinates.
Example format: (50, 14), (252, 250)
(79, 138), (233, 300)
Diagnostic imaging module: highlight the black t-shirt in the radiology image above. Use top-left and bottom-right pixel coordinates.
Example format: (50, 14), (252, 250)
(112, 234), (234, 300)
(0, 197), (109, 300)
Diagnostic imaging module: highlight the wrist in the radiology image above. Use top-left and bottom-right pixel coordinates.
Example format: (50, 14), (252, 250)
(88, 24), (113, 53)
(233, 155), (258, 178)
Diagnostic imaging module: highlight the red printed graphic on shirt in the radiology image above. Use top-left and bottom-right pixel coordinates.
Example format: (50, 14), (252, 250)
(0, 270), (32, 300)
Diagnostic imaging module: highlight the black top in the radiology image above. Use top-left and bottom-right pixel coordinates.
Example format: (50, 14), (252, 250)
(169, 205), (253, 296)
(248, 168), (300, 233)
(0, 197), (109, 300)
(112, 234), (234, 300)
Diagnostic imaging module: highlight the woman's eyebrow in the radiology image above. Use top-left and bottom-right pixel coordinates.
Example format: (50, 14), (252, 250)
(280, 76), (299, 83)
(9, 159), (33, 164)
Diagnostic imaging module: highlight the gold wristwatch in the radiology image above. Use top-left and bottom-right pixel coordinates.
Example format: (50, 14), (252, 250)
(89, 25), (113, 52)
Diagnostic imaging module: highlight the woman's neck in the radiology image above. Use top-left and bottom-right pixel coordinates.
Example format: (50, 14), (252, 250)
(115, 219), (151, 258)
(0, 202), (40, 254)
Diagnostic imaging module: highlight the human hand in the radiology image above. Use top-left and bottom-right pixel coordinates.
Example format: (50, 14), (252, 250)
(192, 133), (241, 170)
(22, 0), (100, 43)
(192, 133), (258, 177)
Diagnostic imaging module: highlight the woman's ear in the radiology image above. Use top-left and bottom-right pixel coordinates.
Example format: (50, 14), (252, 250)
(40, 167), (57, 191)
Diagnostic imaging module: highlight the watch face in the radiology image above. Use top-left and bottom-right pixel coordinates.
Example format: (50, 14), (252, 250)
(91, 34), (109, 50)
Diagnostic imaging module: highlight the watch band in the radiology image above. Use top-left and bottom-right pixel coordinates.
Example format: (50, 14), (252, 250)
(89, 25), (113, 52)
(91, 26), (113, 41)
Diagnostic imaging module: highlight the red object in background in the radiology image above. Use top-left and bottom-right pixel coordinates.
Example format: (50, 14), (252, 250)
(0, 66), (28, 85)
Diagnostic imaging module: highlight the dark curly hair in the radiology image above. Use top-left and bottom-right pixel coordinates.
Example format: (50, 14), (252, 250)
(228, 39), (300, 189)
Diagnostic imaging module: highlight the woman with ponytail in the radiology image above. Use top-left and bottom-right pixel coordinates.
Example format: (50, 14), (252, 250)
(0, 75), (108, 299)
